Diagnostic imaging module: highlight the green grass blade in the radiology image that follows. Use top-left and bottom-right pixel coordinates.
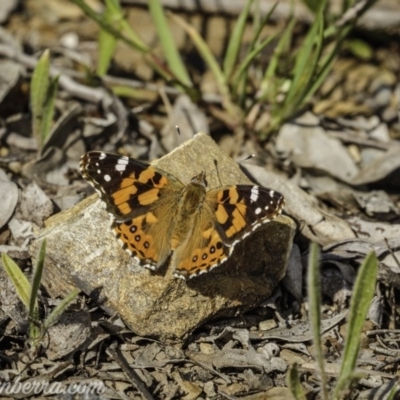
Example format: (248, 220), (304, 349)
(70, 0), (179, 82)
(169, 12), (239, 118)
(284, 10), (325, 117)
(103, 0), (122, 15)
(234, 2), (278, 104)
(334, 251), (378, 398)
(71, 0), (177, 79)
(342, 39), (373, 61)
(43, 289), (80, 330)
(387, 382), (400, 400)
(300, 39), (341, 106)
(251, 1), (278, 47)
(1, 253), (31, 310)
(223, 0), (254, 79)
(264, 3), (326, 137)
(97, 28), (117, 76)
(96, 0), (119, 76)
(287, 363), (307, 400)
(40, 75), (58, 150)
(31, 49), (51, 148)
(307, 243), (329, 400)
(70, 0), (149, 52)
(168, 12), (224, 85)
(260, 18), (295, 101)
(342, 0), (353, 12)
(29, 239), (46, 322)
(28, 240), (46, 343)
(301, 0), (322, 13)
(284, 5), (324, 108)
(299, 23), (350, 108)
(258, 17), (295, 136)
(149, 1), (192, 88)
(234, 33), (278, 91)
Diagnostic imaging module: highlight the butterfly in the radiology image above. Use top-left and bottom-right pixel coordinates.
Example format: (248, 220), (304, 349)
(80, 151), (285, 279)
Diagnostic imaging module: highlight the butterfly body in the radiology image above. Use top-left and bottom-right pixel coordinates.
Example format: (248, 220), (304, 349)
(171, 176), (207, 248)
(80, 151), (285, 279)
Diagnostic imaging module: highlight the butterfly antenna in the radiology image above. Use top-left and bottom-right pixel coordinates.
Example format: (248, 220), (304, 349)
(212, 155), (255, 188)
(238, 154), (255, 163)
(213, 159), (223, 186)
(385, 238), (400, 268)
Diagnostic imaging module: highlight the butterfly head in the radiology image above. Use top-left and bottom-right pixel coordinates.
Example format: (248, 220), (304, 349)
(190, 171), (208, 188)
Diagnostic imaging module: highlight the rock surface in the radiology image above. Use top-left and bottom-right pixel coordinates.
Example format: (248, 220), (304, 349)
(31, 133), (295, 339)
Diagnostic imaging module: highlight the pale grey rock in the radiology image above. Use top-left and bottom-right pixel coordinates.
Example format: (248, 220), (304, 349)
(31, 133), (295, 339)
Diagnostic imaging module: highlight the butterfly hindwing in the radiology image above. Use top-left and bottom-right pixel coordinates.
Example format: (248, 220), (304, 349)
(112, 201), (177, 270)
(172, 204), (229, 278)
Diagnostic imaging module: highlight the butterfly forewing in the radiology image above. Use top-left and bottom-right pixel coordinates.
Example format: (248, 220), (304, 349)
(80, 151), (179, 220)
(208, 185), (285, 246)
(80, 151), (185, 271)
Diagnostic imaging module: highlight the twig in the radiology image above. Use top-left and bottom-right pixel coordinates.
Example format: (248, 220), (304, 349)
(218, 390), (238, 400)
(327, 131), (393, 151)
(186, 352), (231, 383)
(335, 0), (379, 29)
(107, 342), (154, 400)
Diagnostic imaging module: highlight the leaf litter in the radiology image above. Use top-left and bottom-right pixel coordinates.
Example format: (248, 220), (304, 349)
(0, 1), (400, 399)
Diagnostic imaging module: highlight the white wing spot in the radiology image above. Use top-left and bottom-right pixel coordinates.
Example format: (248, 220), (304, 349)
(97, 169), (101, 174)
(115, 157), (129, 172)
(250, 186), (259, 202)
(265, 205), (269, 210)
(255, 207), (262, 215)
(99, 152), (107, 160)
(104, 174), (111, 182)
(269, 190), (275, 196)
